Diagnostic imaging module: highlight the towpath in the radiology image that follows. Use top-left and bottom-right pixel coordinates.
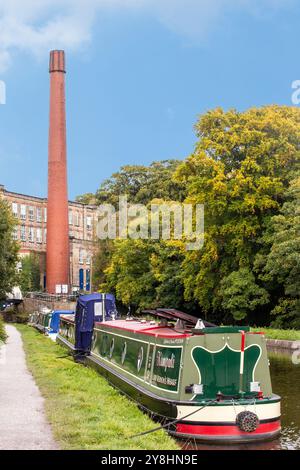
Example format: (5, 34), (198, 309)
(0, 324), (58, 449)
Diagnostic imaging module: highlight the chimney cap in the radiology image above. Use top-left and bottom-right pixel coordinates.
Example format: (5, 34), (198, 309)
(49, 50), (66, 73)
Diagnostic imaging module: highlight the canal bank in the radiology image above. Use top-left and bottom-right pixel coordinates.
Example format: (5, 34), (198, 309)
(266, 339), (300, 350)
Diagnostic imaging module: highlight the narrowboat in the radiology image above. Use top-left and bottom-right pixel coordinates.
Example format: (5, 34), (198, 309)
(29, 308), (74, 340)
(56, 293), (281, 443)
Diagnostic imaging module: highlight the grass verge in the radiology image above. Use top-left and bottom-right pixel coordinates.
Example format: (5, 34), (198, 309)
(16, 324), (179, 450)
(0, 317), (6, 342)
(251, 327), (300, 341)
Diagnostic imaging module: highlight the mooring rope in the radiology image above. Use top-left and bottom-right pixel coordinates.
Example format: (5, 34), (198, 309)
(128, 399), (217, 439)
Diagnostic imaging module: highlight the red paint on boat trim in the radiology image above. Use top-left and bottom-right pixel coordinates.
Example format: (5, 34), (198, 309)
(176, 420), (281, 437)
(95, 320), (192, 339)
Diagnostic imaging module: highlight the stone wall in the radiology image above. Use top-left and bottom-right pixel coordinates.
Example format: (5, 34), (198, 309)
(266, 339), (300, 350)
(23, 297), (76, 313)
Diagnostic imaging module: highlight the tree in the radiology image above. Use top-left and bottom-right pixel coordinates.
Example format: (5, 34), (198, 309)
(220, 268), (269, 321)
(75, 193), (97, 205)
(0, 199), (19, 299)
(103, 239), (157, 311)
(95, 160), (186, 206)
(256, 176), (300, 327)
(90, 105), (300, 326)
(18, 253), (41, 294)
(174, 105), (300, 321)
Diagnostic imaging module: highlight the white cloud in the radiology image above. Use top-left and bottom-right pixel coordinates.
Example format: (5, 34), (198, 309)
(0, 0), (294, 72)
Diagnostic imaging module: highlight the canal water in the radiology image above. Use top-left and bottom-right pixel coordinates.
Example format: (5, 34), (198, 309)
(180, 348), (300, 450)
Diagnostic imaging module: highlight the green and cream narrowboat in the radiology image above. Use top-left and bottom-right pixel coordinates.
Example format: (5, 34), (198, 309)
(57, 294), (281, 443)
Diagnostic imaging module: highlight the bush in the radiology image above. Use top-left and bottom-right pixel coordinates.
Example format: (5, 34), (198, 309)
(0, 316), (6, 342)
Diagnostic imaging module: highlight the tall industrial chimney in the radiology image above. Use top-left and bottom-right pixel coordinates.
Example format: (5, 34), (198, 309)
(46, 50), (70, 294)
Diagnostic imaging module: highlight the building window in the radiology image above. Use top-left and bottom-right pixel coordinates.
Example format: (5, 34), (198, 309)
(79, 268), (84, 290)
(28, 227), (34, 242)
(20, 226), (26, 241)
(74, 213), (80, 227)
(12, 203), (18, 217)
(86, 216), (92, 230)
(28, 206), (35, 221)
(79, 249), (84, 264)
(44, 208), (47, 222)
(44, 229), (47, 242)
(36, 228), (42, 243)
(69, 211), (73, 225)
(12, 227), (18, 240)
(20, 205), (26, 220)
(86, 253), (91, 265)
(36, 207), (42, 222)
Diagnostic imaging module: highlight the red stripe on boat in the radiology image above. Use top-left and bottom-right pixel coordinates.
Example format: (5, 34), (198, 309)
(176, 420), (281, 436)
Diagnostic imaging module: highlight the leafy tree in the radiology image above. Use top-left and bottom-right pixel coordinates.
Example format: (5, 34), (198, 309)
(256, 176), (300, 327)
(0, 199), (19, 299)
(95, 160), (186, 206)
(220, 268), (269, 321)
(75, 193), (97, 205)
(18, 253), (41, 294)
(174, 105), (300, 321)
(91, 105), (300, 326)
(103, 239), (157, 311)
(92, 240), (115, 291)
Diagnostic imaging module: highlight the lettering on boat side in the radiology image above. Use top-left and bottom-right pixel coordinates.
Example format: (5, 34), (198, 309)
(163, 338), (184, 345)
(156, 351), (175, 370)
(151, 347), (182, 391)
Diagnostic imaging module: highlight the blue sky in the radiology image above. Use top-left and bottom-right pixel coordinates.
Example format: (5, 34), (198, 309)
(0, 0), (299, 199)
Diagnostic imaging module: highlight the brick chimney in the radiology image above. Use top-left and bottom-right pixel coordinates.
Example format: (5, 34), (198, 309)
(46, 50), (70, 293)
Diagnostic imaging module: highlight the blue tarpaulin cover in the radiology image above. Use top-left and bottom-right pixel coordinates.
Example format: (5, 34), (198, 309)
(75, 293), (118, 353)
(49, 310), (74, 333)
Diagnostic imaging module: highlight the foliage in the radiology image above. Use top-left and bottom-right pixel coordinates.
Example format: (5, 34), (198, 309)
(251, 327), (300, 341)
(103, 239), (157, 310)
(95, 160), (186, 206)
(174, 105), (300, 321)
(90, 105), (300, 327)
(17, 325), (179, 450)
(255, 176), (300, 328)
(18, 253), (41, 294)
(75, 193), (97, 205)
(0, 198), (19, 300)
(220, 268), (269, 321)
(0, 317), (6, 342)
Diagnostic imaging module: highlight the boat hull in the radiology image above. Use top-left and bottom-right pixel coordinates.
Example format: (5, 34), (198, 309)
(56, 310), (281, 444)
(57, 332), (281, 443)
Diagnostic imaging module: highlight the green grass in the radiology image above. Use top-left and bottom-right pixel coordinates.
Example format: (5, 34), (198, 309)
(16, 325), (179, 450)
(251, 327), (300, 341)
(0, 317), (6, 342)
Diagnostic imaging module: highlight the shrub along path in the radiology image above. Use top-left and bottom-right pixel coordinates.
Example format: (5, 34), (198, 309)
(0, 325), (58, 450)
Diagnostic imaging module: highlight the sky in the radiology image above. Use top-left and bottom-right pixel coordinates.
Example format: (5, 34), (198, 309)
(0, 0), (300, 199)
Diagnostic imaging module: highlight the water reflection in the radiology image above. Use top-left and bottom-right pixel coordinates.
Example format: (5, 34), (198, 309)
(180, 348), (300, 450)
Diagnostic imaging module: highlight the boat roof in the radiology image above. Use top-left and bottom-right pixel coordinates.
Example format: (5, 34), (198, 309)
(95, 319), (191, 338)
(77, 293), (115, 304)
(52, 310), (74, 315)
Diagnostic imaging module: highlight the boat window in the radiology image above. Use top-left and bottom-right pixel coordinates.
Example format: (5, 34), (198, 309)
(109, 338), (115, 359)
(94, 301), (104, 318)
(137, 347), (144, 372)
(121, 342), (127, 365)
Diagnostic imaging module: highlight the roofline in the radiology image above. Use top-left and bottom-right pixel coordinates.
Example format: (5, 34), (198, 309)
(0, 185), (97, 209)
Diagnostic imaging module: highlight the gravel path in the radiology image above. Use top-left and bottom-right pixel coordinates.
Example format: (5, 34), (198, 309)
(0, 325), (58, 450)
